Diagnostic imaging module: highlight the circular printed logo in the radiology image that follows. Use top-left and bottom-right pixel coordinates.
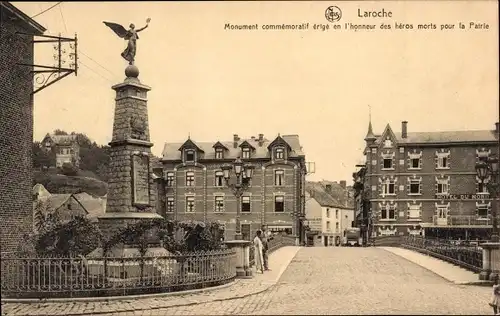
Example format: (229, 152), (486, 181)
(325, 6), (342, 23)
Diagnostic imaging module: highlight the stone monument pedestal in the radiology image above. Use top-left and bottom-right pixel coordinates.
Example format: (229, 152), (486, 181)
(225, 240), (253, 278)
(479, 242), (500, 281)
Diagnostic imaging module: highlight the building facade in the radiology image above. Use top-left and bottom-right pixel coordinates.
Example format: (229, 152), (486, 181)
(0, 2), (46, 252)
(360, 120), (499, 239)
(41, 133), (81, 168)
(305, 181), (355, 246)
(158, 134), (307, 242)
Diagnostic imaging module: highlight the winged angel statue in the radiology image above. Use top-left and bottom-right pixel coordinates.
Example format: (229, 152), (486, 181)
(103, 18), (151, 65)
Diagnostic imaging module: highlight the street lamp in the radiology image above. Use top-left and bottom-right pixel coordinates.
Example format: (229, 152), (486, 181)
(475, 155), (499, 242)
(221, 157), (255, 240)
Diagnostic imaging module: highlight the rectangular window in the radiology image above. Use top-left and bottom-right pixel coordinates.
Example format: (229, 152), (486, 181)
(409, 180), (420, 194)
(186, 171), (195, 186)
(326, 208), (330, 218)
(411, 158), (420, 169)
(478, 178), (490, 194)
(382, 180), (396, 195)
(437, 156), (449, 169)
(274, 170), (284, 186)
(241, 196), (251, 212)
(214, 196), (224, 213)
(215, 148), (224, 159)
(437, 182), (448, 194)
(166, 172), (175, 187)
(275, 148), (284, 159)
(478, 205), (488, 218)
(437, 207), (447, 219)
(166, 197), (175, 213)
(326, 221), (331, 230)
(408, 205), (420, 219)
(186, 150), (195, 162)
(383, 158), (393, 169)
(186, 196), (195, 212)
(335, 209), (339, 219)
(215, 171), (224, 187)
(335, 222), (339, 233)
(242, 148), (250, 159)
(381, 206), (396, 219)
(274, 195), (285, 212)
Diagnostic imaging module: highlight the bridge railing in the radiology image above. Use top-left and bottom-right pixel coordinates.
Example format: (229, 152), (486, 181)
(400, 236), (483, 272)
(249, 234), (295, 267)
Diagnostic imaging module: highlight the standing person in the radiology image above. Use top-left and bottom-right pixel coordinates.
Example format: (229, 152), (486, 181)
(260, 227), (270, 271)
(253, 230), (265, 274)
(490, 275), (500, 315)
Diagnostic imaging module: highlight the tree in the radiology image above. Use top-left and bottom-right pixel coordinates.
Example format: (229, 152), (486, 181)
(32, 141), (55, 168)
(53, 129), (68, 135)
(61, 162), (78, 176)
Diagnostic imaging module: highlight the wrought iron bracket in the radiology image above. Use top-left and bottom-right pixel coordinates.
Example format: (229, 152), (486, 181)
(15, 32), (78, 95)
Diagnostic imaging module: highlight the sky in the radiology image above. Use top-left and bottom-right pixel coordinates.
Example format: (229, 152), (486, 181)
(14, 1), (499, 184)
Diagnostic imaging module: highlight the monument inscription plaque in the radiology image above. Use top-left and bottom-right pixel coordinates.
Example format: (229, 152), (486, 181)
(131, 153), (150, 206)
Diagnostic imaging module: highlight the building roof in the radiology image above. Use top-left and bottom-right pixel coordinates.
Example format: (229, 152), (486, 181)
(45, 194), (72, 213)
(373, 124), (498, 145)
(161, 134), (304, 161)
(306, 182), (345, 208)
(43, 133), (78, 146)
(1, 2), (46, 34)
(73, 192), (106, 218)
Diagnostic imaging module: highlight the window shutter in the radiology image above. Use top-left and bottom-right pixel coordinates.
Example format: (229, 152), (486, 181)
(435, 155), (438, 169)
(380, 158), (384, 169)
(419, 157), (422, 168)
(418, 181), (422, 194)
(406, 181), (410, 194)
(446, 154), (451, 168)
(435, 181), (439, 194)
(488, 204), (492, 216)
(418, 209), (422, 218)
(394, 207), (398, 220)
(407, 156), (411, 169)
(407, 206), (411, 220)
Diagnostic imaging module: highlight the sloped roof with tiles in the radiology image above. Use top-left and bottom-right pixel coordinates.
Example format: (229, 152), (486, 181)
(74, 192), (106, 219)
(44, 134), (78, 146)
(374, 127), (497, 145)
(161, 134), (304, 161)
(306, 182), (344, 208)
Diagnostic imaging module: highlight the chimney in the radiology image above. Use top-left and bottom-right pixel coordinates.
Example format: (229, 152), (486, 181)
(258, 133), (264, 146)
(496, 122), (499, 134)
(251, 136), (256, 141)
(325, 184), (332, 193)
(402, 121), (408, 138)
(339, 180), (346, 189)
(233, 134), (239, 148)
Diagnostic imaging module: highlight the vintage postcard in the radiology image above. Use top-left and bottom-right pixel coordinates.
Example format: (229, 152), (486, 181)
(0, 1), (498, 315)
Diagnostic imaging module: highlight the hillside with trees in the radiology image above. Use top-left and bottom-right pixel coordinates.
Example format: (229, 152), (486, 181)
(32, 130), (110, 196)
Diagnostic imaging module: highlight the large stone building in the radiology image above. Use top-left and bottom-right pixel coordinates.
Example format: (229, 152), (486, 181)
(356, 120), (500, 239)
(41, 133), (81, 168)
(0, 2), (46, 252)
(158, 134), (307, 242)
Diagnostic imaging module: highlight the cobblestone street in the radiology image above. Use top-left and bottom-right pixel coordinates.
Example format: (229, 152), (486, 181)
(2, 247), (493, 315)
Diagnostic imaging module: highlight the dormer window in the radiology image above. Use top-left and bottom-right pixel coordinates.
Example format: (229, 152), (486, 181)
(275, 147), (285, 160)
(185, 150), (195, 162)
(215, 148), (224, 159)
(242, 147), (251, 159)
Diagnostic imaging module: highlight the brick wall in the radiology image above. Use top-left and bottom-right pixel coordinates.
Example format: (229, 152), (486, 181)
(161, 159), (302, 240)
(0, 9), (37, 253)
(367, 141), (498, 236)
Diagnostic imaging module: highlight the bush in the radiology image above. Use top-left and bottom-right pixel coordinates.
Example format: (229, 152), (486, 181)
(36, 216), (102, 257)
(61, 162), (79, 176)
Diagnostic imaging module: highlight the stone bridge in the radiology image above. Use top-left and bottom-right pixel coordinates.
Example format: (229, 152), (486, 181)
(1, 247), (493, 315)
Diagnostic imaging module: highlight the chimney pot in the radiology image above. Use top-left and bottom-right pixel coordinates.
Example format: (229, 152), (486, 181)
(325, 184), (332, 193)
(258, 133), (264, 146)
(402, 121), (408, 138)
(233, 134), (239, 148)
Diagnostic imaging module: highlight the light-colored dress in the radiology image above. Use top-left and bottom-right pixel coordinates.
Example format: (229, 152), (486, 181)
(490, 284), (500, 307)
(253, 236), (264, 273)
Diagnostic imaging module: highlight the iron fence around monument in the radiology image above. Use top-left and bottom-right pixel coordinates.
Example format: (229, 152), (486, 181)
(1, 248), (237, 299)
(249, 234), (296, 267)
(401, 236), (483, 272)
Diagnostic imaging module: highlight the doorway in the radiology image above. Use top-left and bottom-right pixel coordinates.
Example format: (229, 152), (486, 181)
(324, 236), (328, 247)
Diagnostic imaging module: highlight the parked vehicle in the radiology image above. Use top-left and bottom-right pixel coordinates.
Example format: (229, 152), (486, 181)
(342, 228), (362, 247)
